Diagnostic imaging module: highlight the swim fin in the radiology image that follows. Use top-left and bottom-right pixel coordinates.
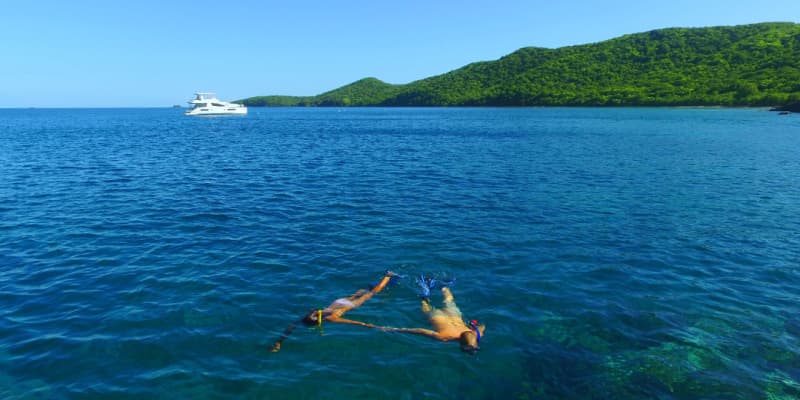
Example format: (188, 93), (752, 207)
(416, 275), (432, 299)
(386, 270), (404, 285)
(438, 277), (456, 287)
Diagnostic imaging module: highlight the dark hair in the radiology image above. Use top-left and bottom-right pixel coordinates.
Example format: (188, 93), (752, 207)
(301, 309), (320, 326)
(459, 331), (480, 354)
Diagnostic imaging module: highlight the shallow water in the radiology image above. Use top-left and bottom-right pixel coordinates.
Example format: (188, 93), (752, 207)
(1, 107), (799, 399)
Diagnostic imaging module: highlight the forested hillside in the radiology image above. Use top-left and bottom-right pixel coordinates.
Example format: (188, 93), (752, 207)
(240, 23), (800, 107)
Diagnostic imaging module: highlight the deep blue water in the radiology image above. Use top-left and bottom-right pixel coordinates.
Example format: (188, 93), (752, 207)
(1, 107), (800, 399)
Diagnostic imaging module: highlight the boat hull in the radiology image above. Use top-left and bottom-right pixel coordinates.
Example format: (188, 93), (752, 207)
(185, 107), (247, 116)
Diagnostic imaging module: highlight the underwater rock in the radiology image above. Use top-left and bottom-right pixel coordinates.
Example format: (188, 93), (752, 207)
(765, 371), (800, 400)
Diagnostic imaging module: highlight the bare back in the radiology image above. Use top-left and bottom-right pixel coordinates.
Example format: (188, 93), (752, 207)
(425, 287), (470, 340)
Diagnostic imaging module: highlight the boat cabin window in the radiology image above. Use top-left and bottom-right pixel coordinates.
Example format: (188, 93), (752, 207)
(211, 103), (225, 107)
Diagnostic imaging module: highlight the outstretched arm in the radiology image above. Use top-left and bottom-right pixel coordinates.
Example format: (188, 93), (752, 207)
(382, 327), (443, 340)
(347, 319), (441, 339)
(328, 316), (381, 328)
(270, 321), (299, 352)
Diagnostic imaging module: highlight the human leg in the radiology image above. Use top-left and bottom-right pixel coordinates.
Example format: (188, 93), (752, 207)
(348, 271), (396, 308)
(442, 287), (455, 303)
(421, 298), (432, 314)
(348, 289), (369, 299)
(441, 287), (463, 317)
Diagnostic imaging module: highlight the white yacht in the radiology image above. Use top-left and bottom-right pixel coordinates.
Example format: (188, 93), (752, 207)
(185, 92), (247, 116)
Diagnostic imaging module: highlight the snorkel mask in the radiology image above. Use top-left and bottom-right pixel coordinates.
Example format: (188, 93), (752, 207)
(469, 319), (482, 344)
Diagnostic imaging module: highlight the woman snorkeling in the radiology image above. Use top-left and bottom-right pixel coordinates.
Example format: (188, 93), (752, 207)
(269, 271), (399, 352)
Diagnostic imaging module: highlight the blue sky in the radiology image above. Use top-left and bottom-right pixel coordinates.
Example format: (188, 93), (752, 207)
(2, 0), (798, 107)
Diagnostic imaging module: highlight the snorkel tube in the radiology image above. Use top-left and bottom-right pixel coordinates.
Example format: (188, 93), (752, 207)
(469, 319), (481, 344)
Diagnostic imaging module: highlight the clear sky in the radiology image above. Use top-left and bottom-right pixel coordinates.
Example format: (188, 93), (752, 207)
(2, 0), (798, 107)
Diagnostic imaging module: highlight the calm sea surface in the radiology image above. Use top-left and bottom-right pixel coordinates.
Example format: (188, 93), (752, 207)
(1, 107), (799, 399)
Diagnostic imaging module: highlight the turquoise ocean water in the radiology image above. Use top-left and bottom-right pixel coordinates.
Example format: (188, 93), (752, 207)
(1, 107), (799, 399)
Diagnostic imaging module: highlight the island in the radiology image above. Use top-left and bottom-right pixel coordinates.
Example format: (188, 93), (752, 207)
(239, 22), (800, 108)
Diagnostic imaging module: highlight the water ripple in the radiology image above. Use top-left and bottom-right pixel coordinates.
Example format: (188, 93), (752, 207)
(0, 108), (799, 399)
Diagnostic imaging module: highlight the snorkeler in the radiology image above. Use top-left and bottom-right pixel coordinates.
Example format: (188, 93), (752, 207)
(380, 276), (486, 354)
(269, 271), (400, 352)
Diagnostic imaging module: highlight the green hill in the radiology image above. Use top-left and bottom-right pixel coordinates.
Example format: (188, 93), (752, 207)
(240, 22), (800, 107)
(241, 78), (401, 107)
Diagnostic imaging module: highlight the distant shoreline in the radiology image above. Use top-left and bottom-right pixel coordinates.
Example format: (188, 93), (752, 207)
(240, 23), (800, 110)
(240, 104), (779, 110)
(0, 105), (784, 111)
(0, 105), (780, 111)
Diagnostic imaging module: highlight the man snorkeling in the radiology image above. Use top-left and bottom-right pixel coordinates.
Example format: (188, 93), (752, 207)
(269, 271), (399, 352)
(379, 276), (486, 355)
